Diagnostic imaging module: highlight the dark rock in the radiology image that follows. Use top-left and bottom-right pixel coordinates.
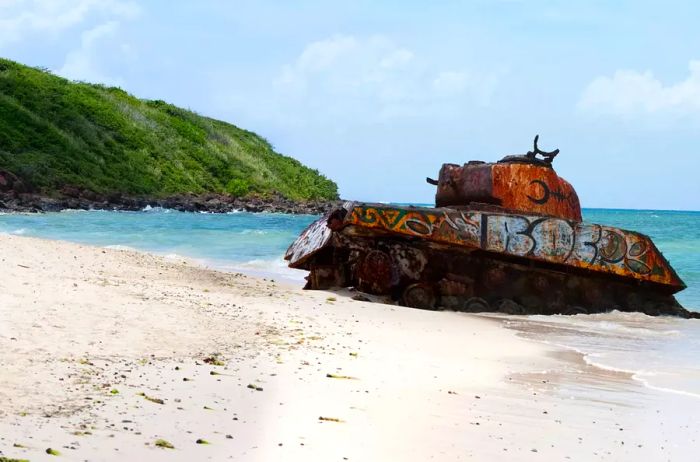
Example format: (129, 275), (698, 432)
(0, 188), (341, 216)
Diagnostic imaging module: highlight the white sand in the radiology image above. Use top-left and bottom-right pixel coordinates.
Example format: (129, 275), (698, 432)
(1, 234), (698, 461)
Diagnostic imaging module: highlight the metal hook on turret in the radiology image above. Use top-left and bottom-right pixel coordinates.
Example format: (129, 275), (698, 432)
(526, 135), (559, 164)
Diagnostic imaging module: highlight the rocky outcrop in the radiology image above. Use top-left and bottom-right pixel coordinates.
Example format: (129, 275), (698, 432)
(0, 169), (27, 194)
(0, 188), (340, 215)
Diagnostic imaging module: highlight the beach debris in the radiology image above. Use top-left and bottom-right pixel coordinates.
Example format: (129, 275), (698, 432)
(247, 383), (264, 391)
(137, 392), (164, 404)
(349, 352), (358, 357)
(155, 439), (174, 449)
(45, 447), (61, 456)
(326, 297), (337, 303)
(351, 294), (370, 302)
(0, 457), (30, 462)
(196, 438), (210, 445)
(109, 389), (119, 394)
(318, 416), (344, 423)
(203, 406), (214, 410)
(203, 354), (225, 366)
(326, 373), (357, 380)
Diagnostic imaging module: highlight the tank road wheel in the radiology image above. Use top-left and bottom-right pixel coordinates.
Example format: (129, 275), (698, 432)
(493, 298), (525, 315)
(401, 283), (437, 310)
(463, 297), (490, 313)
(562, 306), (588, 316)
(357, 250), (395, 295)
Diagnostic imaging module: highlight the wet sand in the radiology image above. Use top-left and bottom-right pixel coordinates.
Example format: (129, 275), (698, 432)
(0, 234), (698, 461)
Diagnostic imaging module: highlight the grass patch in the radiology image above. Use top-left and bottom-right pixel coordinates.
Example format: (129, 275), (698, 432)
(0, 57), (338, 201)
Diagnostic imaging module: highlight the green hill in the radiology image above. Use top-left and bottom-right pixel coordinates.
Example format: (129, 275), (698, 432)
(0, 58), (338, 201)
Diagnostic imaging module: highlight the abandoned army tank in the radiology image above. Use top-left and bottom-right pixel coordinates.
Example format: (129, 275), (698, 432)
(285, 136), (694, 317)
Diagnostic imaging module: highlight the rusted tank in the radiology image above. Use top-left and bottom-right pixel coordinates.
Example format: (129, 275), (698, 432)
(286, 137), (694, 317)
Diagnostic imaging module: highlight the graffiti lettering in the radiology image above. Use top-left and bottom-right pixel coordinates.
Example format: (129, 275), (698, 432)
(341, 204), (679, 287)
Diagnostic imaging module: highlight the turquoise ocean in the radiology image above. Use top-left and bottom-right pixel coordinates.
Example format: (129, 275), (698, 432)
(0, 207), (698, 397)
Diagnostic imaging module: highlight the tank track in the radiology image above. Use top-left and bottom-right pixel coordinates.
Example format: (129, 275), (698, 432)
(304, 234), (697, 318)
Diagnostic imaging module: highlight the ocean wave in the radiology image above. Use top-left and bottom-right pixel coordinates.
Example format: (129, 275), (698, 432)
(584, 354), (700, 400)
(237, 229), (269, 235)
(208, 257), (306, 282)
(104, 244), (138, 252)
(525, 312), (681, 338)
(141, 205), (174, 213)
(519, 335), (700, 400)
(633, 376), (700, 400)
(0, 227), (29, 235)
(59, 208), (111, 213)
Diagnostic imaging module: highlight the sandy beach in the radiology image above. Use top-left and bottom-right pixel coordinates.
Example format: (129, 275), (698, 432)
(1, 234), (698, 461)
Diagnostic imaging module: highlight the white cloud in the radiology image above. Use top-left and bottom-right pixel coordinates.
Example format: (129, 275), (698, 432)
(433, 71), (474, 96)
(0, 0), (139, 48)
(272, 34), (498, 123)
(56, 20), (125, 86)
(578, 60), (700, 116)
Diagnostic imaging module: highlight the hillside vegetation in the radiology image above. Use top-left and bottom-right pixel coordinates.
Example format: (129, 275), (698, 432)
(0, 58), (338, 201)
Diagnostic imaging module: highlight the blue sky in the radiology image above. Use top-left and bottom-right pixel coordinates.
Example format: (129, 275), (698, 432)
(1, 0), (699, 210)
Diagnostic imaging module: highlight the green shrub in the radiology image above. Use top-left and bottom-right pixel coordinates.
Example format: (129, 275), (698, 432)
(225, 178), (250, 197)
(0, 57), (339, 201)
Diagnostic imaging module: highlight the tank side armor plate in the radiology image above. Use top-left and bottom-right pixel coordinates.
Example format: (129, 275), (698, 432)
(343, 203), (686, 292)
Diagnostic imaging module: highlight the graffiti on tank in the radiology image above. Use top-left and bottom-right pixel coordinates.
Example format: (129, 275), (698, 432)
(440, 210), (481, 245)
(351, 206), (437, 236)
(526, 179), (572, 205)
(347, 205), (681, 287)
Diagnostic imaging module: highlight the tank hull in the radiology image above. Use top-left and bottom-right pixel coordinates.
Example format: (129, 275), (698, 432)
(286, 202), (694, 317)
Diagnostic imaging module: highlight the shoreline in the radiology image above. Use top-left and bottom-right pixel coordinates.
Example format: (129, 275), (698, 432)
(0, 191), (340, 215)
(1, 235), (699, 461)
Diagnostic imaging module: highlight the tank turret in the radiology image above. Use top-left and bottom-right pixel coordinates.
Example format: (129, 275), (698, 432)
(428, 136), (581, 221)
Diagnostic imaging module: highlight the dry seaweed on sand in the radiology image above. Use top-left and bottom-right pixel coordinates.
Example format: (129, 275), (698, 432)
(203, 354), (225, 366)
(155, 439), (175, 449)
(136, 392), (164, 404)
(326, 373), (357, 380)
(318, 416), (344, 423)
